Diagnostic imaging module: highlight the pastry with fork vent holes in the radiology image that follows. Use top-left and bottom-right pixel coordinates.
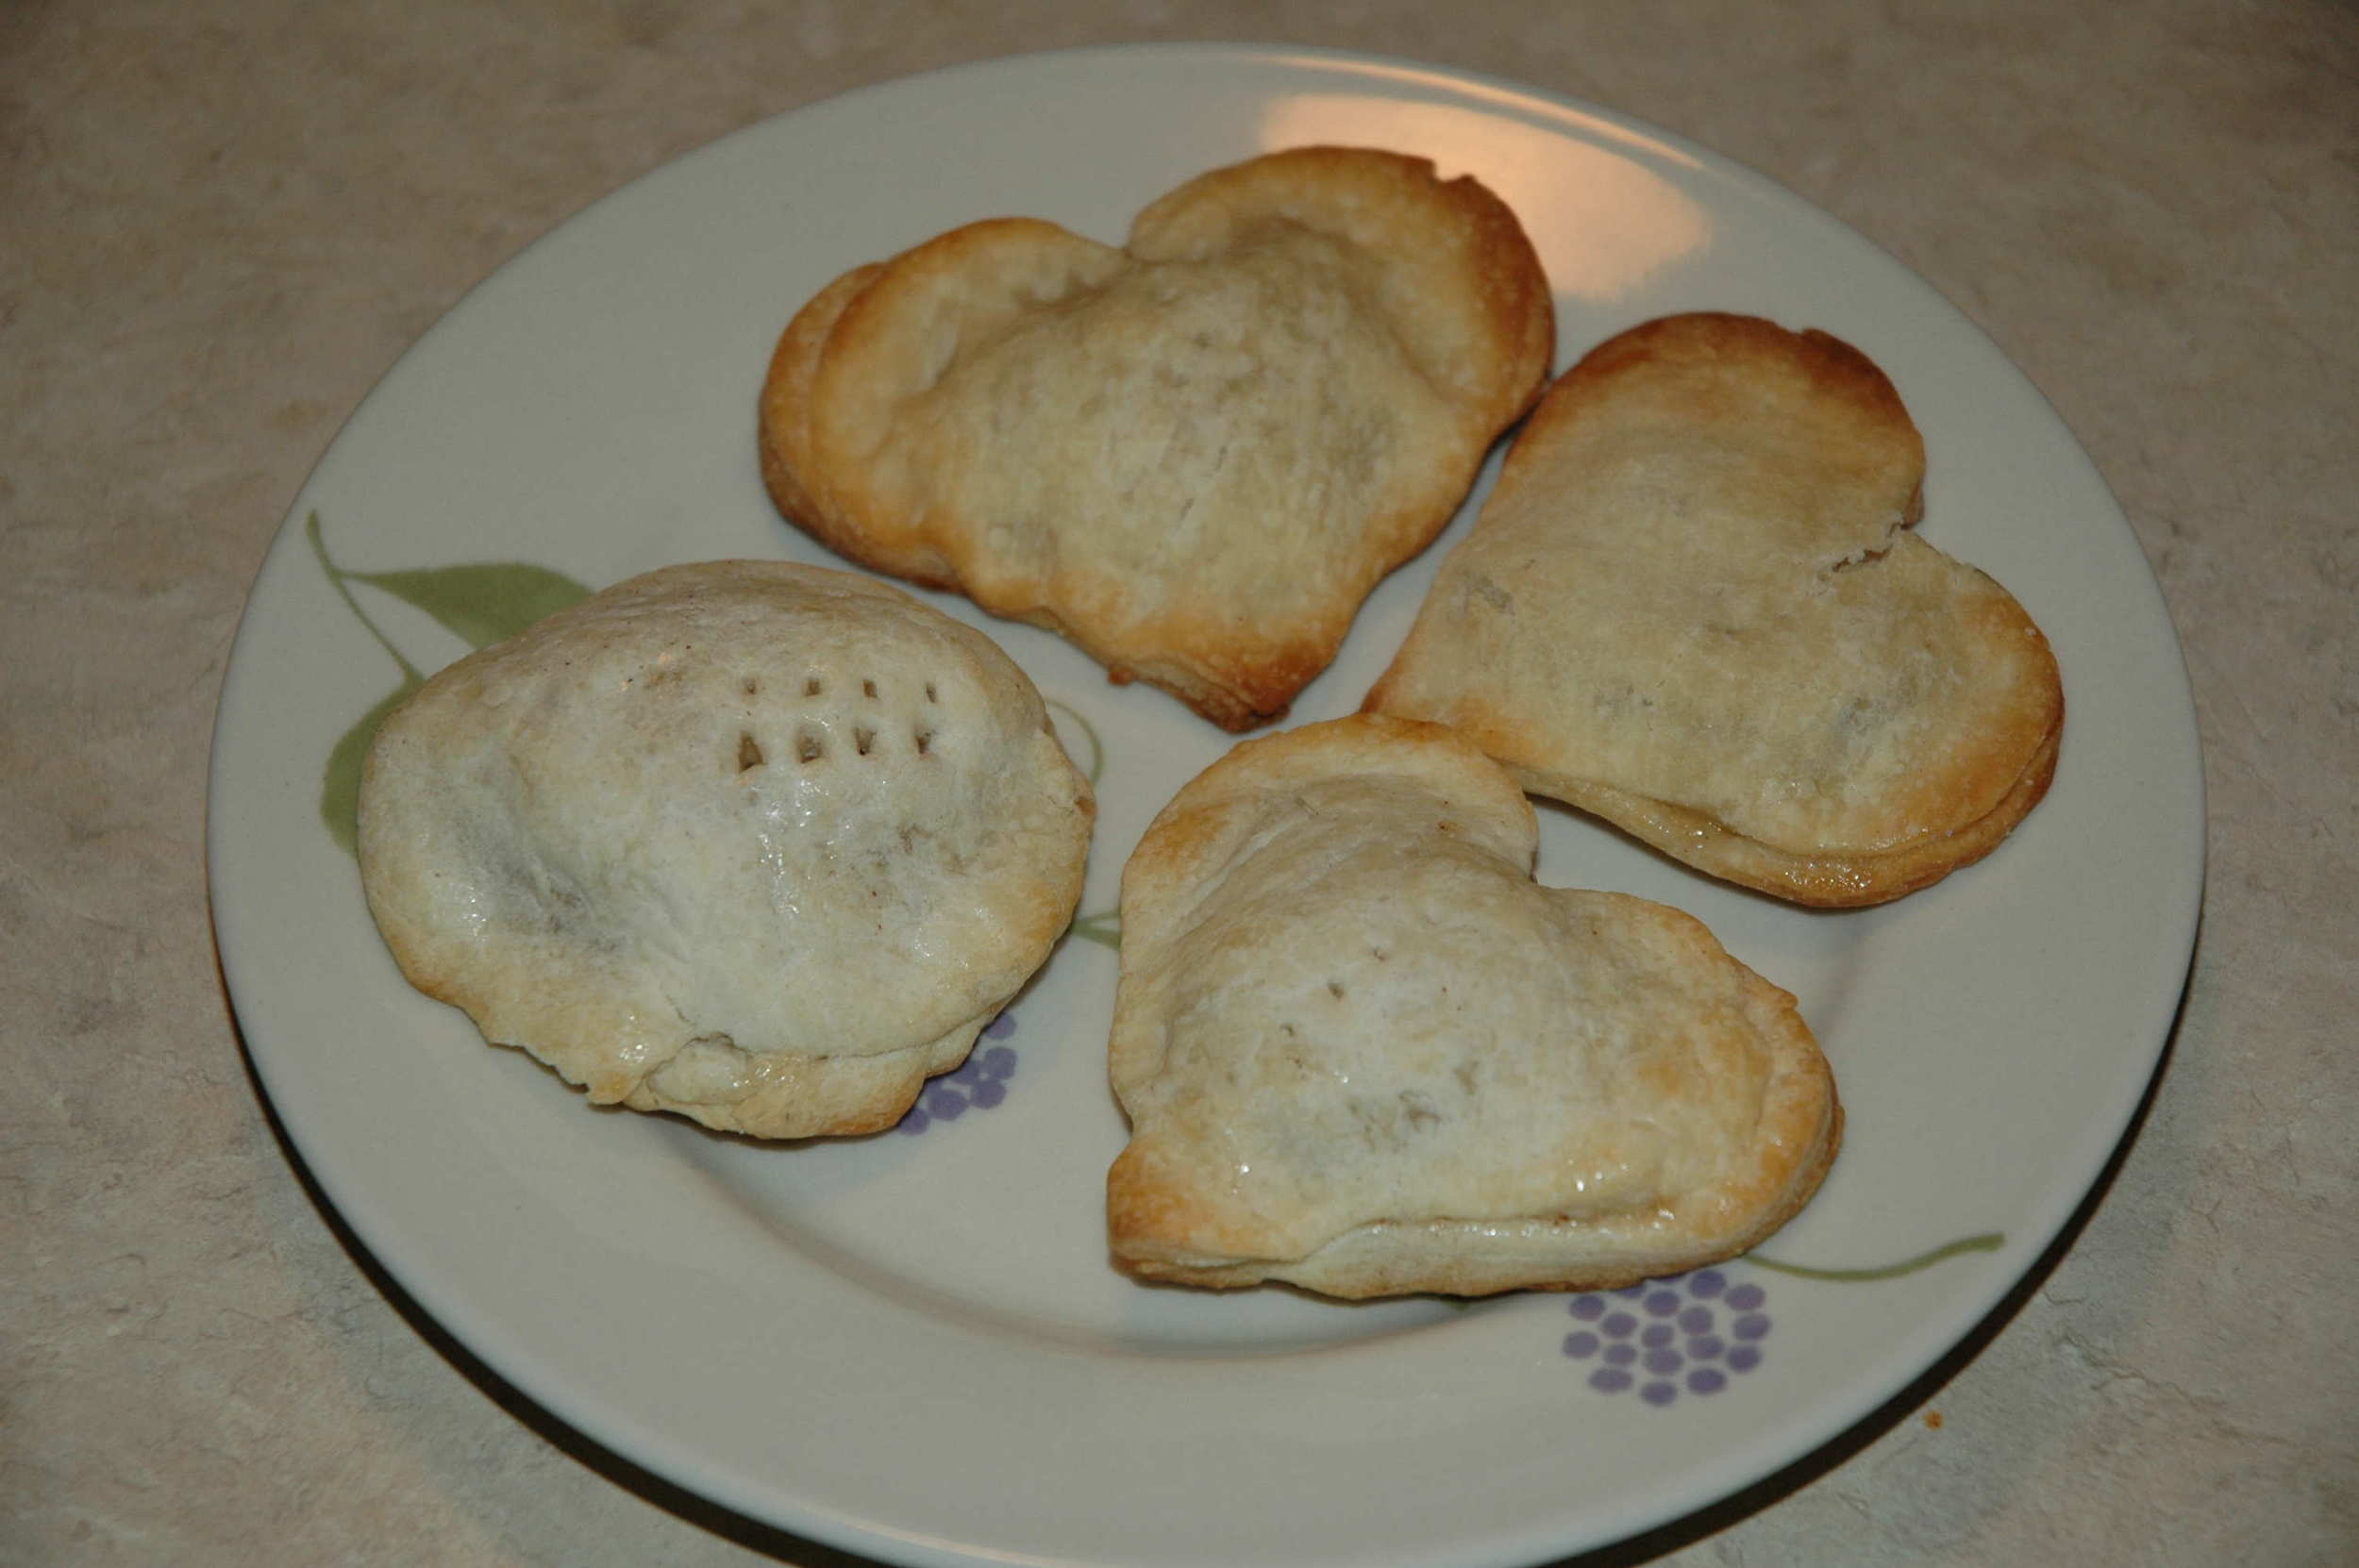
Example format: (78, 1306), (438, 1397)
(758, 144), (1554, 731)
(357, 559), (1094, 1138)
(1106, 714), (1839, 1298)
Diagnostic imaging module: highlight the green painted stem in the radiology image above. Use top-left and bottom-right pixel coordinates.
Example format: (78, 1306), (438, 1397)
(307, 511), (422, 682)
(1747, 1232), (2004, 1282)
(1044, 698), (1105, 786)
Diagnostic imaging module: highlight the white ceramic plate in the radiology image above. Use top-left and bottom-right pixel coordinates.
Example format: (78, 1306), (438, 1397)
(209, 43), (2203, 1568)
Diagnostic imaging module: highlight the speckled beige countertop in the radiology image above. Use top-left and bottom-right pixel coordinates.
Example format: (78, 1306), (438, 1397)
(6, 1), (2354, 1563)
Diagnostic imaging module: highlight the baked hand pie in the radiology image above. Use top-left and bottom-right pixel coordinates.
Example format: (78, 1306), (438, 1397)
(758, 144), (1553, 731)
(1364, 312), (2064, 907)
(357, 559), (1093, 1138)
(1106, 714), (1839, 1298)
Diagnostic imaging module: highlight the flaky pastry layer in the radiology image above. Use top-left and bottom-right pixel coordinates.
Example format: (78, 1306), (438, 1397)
(358, 559), (1093, 1138)
(1364, 312), (2064, 906)
(1107, 715), (1840, 1298)
(760, 145), (1553, 731)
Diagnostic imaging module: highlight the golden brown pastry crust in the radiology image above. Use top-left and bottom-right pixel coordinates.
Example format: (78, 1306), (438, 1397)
(357, 559), (1093, 1138)
(759, 145), (1553, 731)
(1106, 715), (1840, 1298)
(1364, 312), (2064, 907)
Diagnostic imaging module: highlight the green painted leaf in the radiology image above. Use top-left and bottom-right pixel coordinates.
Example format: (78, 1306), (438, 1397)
(321, 677), (423, 858)
(348, 561), (593, 650)
(1067, 909), (1123, 951)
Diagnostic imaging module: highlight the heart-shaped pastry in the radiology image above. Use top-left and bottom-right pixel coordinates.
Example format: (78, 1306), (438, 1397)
(1365, 312), (2064, 906)
(358, 559), (1094, 1138)
(1106, 714), (1839, 1298)
(759, 145), (1553, 731)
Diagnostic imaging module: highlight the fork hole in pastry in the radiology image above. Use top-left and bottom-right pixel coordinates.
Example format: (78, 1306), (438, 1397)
(862, 677), (878, 699)
(854, 726), (877, 757)
(736, 732), (764, 772)
(804, 676), (824, 696)
(924, 682), (938, 704)
(742, 676), (759, 695)
(796, 727), (826, 763)
(914, 727), (935, 756)
(1328, 978), (1346, 998)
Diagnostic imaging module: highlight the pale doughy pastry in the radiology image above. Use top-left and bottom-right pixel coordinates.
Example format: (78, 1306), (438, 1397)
(1106, 715), (1839, 1298)
(1365, 312), (2064, 907)
(357, 559), (1093, 1138)
(759, 145), (1553, 731)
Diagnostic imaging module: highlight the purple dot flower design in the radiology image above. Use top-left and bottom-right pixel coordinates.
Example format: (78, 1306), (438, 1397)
(1561, 1269), (1771, 1406)
(897, 1010), (1019, 1135)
